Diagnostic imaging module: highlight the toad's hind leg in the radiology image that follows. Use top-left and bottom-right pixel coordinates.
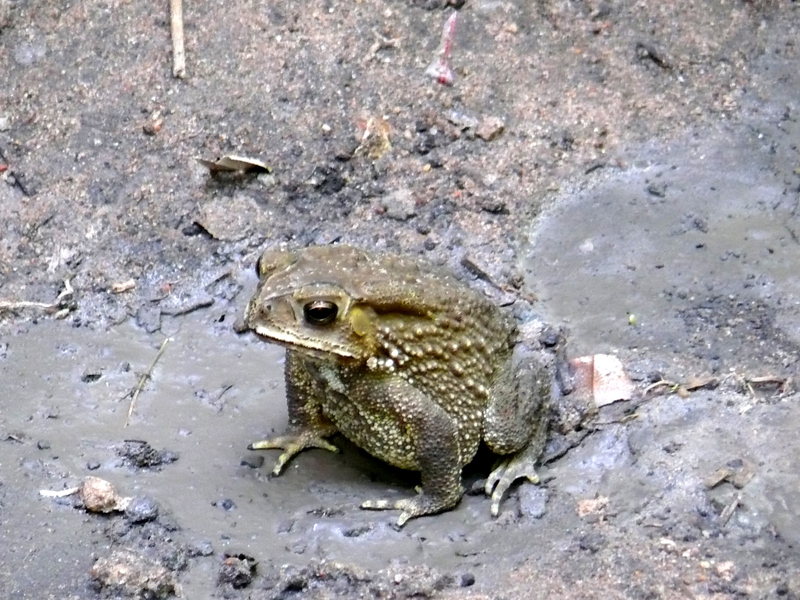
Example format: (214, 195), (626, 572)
(482, 346), (551, 516)
(349, 375), (464, 526)
(248, 349), (339, 475)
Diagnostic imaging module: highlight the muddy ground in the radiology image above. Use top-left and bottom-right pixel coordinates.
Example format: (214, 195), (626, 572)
(2, 0), (800, 598)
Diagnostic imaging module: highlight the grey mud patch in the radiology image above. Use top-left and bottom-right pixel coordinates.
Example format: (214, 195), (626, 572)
(0, 307), (558, 597)
(523, 77), (800, 589)
(526, 123), (800, 377)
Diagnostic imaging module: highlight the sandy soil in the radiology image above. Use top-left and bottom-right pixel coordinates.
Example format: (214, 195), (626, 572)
(1, 0), (799, 598)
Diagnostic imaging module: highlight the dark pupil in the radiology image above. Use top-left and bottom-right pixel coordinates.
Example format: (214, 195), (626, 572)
(303, 301), (338, 325)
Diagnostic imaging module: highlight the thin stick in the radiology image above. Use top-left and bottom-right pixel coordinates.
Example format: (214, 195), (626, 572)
(170, 0), (186, 78)
(125, 338), (171, 428)
(0, 300), (56, 311)
(720, 493), (740, 527)
(643, 379), (677, 395)
(0, 278), (74, 314)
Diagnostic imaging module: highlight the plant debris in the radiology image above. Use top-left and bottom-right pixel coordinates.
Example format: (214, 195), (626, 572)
(354, 116), (392, 160)
(196, 155), (271, 173)
(0, 278), (75, 318)
(569, 354), (636, 407)
(425, 11), (457, 85)
(124, 338), (171, 427)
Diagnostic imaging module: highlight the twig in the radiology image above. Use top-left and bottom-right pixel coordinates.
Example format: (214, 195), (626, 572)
(40, 486), (80, 498)
(124, 338), (171, 427)
(0, 278), (74, 316)
(0, 300), (57, 311)
(643, 379), (678, 395)
(170, 0), (186, 78)
(720, 493), (740, 527)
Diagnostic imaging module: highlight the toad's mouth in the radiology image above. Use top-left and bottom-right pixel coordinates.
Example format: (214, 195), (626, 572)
(251, 324), (357, 360)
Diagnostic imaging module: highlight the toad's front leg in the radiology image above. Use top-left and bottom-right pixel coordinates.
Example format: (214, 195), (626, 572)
(248, 349), (339, 475)
(483, 346), (551, 516)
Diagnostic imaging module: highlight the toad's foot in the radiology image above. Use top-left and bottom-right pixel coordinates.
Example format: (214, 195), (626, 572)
(485, 453), (540, 517)
(361, 489), (459, 527)
(248, 432), (339, 476)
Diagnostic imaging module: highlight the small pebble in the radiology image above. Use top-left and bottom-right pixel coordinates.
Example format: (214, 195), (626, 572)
(466, 479), (485, 496)
(86, 460), (101, 471)
(188, 540), (215, 557)
(217, 498), (236, 511)
(240, 455), (264, 469)
(538, 326), (560, 347)
(476, 116), (505, 142)
(459, 572), (476, 587)
(37, 440), (51, 450)
(517, 485), (548, 519)
(81, 370), (102, 383)
(124, 496), (160, 523)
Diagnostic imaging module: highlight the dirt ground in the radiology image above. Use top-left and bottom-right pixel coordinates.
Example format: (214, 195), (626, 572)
(1, 0), (800, 598)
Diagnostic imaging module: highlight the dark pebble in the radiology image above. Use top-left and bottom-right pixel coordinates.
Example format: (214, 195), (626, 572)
(86, 460), (101, 470)
(181, 222), (205, 237)
(479, 199), (509, 214)
(124, 496), (160, 523)
(117, 440), (179, 469)
(220, 498), (236, 511)
(37, 440), (51, 450)
(240, 455), (265, 469)
(459, 573), (476, 587)
(342, 524), (372, 538)
(412, 133), (436, 155)
(81, 370), (102, 383)
(538, 326), (560, 348)
(466, 479), (485, 496)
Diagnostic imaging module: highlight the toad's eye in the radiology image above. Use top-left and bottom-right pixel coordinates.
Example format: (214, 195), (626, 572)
(303, 300), (338, 325)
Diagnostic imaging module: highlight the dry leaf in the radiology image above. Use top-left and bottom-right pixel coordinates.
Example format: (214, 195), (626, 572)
(197, 155), (271, 173)
(570, 354), (635, 407)
(684, 374), (719, 391)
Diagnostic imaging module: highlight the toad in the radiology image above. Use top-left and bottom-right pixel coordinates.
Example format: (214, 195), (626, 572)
(245, 245), (550, 525)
